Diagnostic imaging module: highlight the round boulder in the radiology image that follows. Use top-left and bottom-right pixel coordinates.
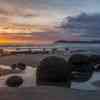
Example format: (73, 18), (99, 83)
(6, 76), (23, 87)
(68, 54), (94, 82)
(36, 56), (73, 88)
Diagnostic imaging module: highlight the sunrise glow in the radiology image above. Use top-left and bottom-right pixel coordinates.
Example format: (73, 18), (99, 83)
(0, 0), (99, 45)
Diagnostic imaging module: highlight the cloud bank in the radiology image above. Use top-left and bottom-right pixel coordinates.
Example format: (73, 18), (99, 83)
(61, 13), (100, 36)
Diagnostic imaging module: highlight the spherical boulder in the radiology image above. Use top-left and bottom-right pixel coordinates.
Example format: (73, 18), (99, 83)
(68, 54), (90, 65)
(6, 76), (23, 87)
(68, 54), (94, 82)
(36, 56), (73, 88)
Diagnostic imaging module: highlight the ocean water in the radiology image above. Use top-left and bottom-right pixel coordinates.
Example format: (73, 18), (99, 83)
(0, 43), (100, 54)
(52, 43), (100, 54)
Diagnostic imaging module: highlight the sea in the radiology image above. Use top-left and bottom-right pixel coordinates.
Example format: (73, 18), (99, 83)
(51, 43), (100, 54)
(0, 43), (100, 54)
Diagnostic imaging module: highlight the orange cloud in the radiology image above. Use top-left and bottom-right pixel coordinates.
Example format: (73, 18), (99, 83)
(0, 34), (54, 45)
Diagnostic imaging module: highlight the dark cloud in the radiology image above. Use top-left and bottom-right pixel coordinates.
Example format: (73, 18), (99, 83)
(61, 13), (100, 36)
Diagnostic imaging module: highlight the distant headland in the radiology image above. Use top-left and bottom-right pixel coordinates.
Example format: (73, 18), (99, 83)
(54, 40), (100, 44)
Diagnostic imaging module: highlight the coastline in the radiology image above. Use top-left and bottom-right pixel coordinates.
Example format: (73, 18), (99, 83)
(0, 53), (69, 66)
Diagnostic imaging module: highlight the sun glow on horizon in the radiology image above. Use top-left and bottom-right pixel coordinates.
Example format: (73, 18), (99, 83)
(0, 0), (98, 45)
(0, 34), (55, 45)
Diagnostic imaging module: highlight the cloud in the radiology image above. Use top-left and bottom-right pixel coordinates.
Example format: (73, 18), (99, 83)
(60, 13), (100, 36)
(0, 6), (37, 18)
(0, 0), (44, 33)
(0, 0), (36, 17)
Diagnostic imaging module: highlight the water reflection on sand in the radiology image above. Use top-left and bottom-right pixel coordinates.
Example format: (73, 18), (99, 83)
(1, 65), (100, 91)
(0, 66), (36, 88)
(0, 54), (100, 91)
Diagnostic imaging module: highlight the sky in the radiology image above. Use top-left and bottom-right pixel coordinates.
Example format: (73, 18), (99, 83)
(0, 0), (99, 45)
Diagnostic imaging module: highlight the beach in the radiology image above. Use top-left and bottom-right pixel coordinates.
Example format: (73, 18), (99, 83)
(0, 53), (69, 66)
(0, 54), (100, 91)
(1, 86), (100, 100)
(0, 53), (69, 87)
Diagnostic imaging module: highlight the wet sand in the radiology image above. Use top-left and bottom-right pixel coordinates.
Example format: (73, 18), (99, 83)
(1, 54), (100, 91)
(1, 64), (100, 91)
(0, 86), (100, 100)
(0, 54), (69, 66)
(0, 66), (36, 88)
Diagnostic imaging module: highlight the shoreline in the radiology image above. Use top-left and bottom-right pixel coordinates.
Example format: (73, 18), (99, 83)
(0, 54), (100, 91)
(0, 53), (69, 66)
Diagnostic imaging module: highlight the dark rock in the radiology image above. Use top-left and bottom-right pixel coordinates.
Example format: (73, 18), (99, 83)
(68, 54), (94, 82)
(17, 63), (26, 71)
(11, 64), (17, 70)
(68, 54), (90, 65)
(36, 56), (73, 88)
(89, 55), (100, 64)
(89, 55), (100, 71)
(6, 76), (23, 87)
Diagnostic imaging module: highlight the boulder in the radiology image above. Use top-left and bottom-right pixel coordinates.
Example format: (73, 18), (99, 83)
(36, 56), (72, 88)
(6, 76), (23, 87)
